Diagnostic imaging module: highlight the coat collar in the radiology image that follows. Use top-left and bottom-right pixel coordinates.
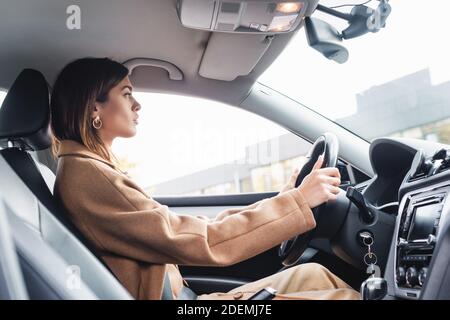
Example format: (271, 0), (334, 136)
(57, 139), (118, 170)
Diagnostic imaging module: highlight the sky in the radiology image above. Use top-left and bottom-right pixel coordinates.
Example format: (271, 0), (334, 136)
(1, 0), (449, 188)
(259, 0), (450, 119)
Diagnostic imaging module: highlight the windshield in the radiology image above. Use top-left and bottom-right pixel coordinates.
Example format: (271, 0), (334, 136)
(259, 0), (450, 144)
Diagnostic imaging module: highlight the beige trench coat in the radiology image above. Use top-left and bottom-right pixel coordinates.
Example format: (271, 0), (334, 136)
(54, 139), (357, 300)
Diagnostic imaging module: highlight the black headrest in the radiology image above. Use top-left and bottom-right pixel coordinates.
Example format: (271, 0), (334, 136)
(0, 69), (51, 151)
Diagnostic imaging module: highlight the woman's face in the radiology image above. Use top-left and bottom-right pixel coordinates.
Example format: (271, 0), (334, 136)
(93, 76), (141, 145)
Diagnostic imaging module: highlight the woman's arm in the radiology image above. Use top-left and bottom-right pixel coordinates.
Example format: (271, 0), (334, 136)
(213, 199), (264, 222)
(213, 166), (303, 222)
(58, 159), (315, 267)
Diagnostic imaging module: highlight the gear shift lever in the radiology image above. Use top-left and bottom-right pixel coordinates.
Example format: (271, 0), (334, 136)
(360, 277), (387, 300)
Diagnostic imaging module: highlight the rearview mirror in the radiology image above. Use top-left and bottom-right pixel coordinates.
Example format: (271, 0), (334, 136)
(304, 17), (349, 64)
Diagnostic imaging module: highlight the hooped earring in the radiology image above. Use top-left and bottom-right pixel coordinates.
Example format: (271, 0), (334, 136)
(93, 116), (103, 129)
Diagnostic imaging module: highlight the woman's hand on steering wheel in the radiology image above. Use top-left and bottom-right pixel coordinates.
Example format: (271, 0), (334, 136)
(280, 155), (341, 208)
(298, 155), (341, 209)
(279, 133), (341, 266)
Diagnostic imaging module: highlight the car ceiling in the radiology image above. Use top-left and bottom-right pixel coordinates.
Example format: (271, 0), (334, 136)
(0, 0), (318, 106)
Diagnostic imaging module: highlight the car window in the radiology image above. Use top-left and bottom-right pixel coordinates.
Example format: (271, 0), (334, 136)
(259, 0), (450, 145)
(0, 90), (6, 107)
(112, 92), (312, 196)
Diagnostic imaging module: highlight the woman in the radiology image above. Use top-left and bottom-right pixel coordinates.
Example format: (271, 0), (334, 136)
(50, 57), (360, 300)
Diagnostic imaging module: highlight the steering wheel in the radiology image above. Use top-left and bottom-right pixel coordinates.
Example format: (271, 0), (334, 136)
(279, 132), (339, 267)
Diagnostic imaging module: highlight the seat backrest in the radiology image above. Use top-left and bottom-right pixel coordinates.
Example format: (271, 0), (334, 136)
(0, 69), (132, 300)
(1, 190), (98, 300)
(0, 199), (28, 300)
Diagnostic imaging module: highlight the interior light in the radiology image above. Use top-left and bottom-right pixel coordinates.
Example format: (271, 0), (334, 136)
(275, 2), (304, 14)
(268, 14), (298, 32)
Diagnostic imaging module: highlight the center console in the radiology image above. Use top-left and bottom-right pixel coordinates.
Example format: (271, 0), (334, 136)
(392, 147), (450, 299)
(393, 183), (450, 299)
(364, 140), (450, 300)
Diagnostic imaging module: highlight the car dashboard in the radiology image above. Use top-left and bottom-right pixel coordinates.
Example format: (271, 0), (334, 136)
(362, 138), (450, 300)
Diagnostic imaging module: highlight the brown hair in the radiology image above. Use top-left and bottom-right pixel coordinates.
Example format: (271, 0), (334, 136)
(50, 57), (129, 163)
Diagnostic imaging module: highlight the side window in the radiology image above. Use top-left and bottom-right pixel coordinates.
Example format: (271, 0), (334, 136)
(113, 93), (312, 196)
(0, 90), (6, 107)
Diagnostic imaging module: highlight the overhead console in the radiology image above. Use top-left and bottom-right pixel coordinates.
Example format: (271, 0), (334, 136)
(176, 0), (319, 81)
(177, 0), (317, 34)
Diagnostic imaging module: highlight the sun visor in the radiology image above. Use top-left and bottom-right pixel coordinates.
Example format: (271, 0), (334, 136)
(199, 32), (273, 81)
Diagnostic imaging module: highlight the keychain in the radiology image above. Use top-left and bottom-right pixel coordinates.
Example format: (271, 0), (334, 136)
(360, 231), (379, 277)
(359, 231), (387, 300)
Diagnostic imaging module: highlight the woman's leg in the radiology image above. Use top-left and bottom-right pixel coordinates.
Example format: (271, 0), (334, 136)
(230, 263), (353, 293)
(197, 263), (360, 300)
